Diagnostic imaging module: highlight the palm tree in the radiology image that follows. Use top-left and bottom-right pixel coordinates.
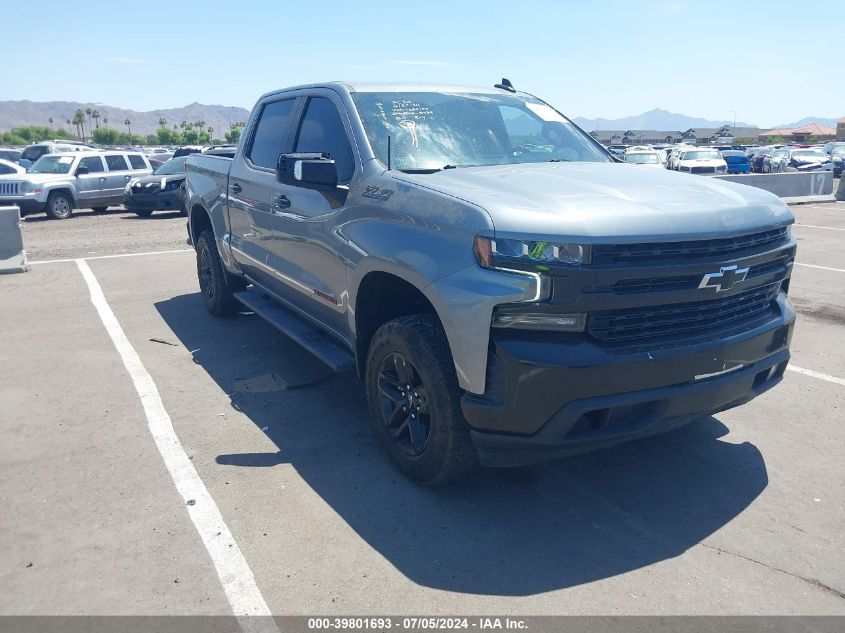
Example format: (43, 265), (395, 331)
(208, 126), (214, 139)
(85, 107), (93, 133)
(73, 110), (86, 140)
(48, 117), (54, 129)
(124, 118), (131, 137)
(158, 116), (167, 128)
(92, 109), (100, 129)
(103, 117), (108, 128)
(195, 120), (205, 133)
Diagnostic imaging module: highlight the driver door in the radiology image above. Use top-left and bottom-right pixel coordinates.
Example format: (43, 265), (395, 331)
(75, 156), (108, 205)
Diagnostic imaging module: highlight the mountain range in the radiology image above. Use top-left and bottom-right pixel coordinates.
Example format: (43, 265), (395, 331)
(572, 108), (840, 132)
(0, 100), (251, 138)
(0, 101), (839, 138)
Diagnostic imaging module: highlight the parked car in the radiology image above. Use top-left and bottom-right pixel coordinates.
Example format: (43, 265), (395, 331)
(0, 147), (22, 163)
(0, 150), (152, 219)
(770, 148), (832, 173)
(18, 140), (93, 167)
(675, 148), (727, 174)
(822, 141), (845, 156)
(720, 150), (750, 174)
(124, 156), (189, 217)
(762, 148), (789, 173)
(624, 147), (664, 168)
(173, 145), (205, 158)
(184, 80), (796, 484)
(0, 158), (25, 175)
(147, 152), (174, 170)
(748, 147), (774, 173)
(831, 146), (845, 177)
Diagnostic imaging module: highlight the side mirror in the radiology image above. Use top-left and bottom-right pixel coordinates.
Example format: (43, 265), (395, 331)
(276, 152), (337, 190)
(76, 166), (89, 176)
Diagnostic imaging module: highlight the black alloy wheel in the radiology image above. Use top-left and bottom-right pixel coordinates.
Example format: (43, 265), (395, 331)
(376, 352), (431, 457)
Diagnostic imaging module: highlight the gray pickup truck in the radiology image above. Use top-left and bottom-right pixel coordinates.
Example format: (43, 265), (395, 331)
(184, 81), (796, 484)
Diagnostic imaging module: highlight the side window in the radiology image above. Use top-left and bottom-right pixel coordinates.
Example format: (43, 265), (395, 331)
(0, 163), (15, 175)
(248, 98), (297, 169)
(105, 155), (129, 171)
(294, 97), (354, 182)
(78, 156), (105, 173)
(127, 154), (147, 170)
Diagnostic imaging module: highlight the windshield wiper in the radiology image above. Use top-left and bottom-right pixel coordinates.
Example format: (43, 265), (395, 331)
(397, 168), (442, 174)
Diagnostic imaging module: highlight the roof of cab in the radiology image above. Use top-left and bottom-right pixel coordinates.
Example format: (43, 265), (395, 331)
(258, 81), (513, 101)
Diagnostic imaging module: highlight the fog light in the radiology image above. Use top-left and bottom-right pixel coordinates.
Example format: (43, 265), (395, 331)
(492, 311), (585, 331)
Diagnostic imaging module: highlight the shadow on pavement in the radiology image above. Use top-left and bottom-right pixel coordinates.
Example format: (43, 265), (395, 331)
(156, 292), (768, 597)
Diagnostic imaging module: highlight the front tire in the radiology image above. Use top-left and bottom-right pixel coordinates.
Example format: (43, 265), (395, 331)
(45, 192), (73, 220)
(195, 228), (245, 316)
(366, 314), (478, 485)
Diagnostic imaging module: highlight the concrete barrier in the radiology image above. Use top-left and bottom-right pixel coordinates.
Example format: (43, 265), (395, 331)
(837, 175), (845, 201)
(714, 171), (833, 198)
(0, 206), (29, 274)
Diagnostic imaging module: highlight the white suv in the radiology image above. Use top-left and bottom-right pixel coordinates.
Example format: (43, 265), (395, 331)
(0, 150), (152, 219)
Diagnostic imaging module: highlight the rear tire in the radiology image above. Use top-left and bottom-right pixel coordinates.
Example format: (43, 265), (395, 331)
(133, 209), (154, 218)
(45, 192), (73, 220)
(196, 228), (245, 316)
(366, 314), (478, 485)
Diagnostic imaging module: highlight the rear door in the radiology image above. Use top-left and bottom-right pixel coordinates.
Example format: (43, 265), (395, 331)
(227, 95), (302, 294)
(103, 154), (133, 202)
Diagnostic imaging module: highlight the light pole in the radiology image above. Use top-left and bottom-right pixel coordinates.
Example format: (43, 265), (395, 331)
(729, 110), (736, 134)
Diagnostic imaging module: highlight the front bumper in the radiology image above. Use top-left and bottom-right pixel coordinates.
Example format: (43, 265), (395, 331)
(463, 294), (795, 466)
(124, 191), (183, 211)
(0, 198), (45, 214)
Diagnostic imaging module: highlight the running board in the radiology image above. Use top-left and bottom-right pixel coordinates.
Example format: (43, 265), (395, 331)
(233, 289), (355, 373)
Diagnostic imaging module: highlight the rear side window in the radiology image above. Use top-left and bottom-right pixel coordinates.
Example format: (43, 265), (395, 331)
(128, 154), (147, 169)
(248, 98), (297, 169)
(78, 156), (105, 173)
(294, 97), (354, 182)
(105, 155), (129, 171)
(0, 163), (16, 175)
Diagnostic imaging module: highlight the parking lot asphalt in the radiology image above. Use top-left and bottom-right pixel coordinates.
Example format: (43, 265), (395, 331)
(1, 204), (843, 615)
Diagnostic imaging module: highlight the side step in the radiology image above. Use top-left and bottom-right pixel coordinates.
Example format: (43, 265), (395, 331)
(233, 289), (355, 373)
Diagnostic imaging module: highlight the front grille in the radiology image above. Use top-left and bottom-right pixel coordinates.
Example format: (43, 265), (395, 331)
(691, 166), (716, 174)
(585, 256), (792, 295)
(591, 227), (789, 266)
(0, 181), (20, 195)
(132, 183), (160, 194)
(588, 283), (780, 348)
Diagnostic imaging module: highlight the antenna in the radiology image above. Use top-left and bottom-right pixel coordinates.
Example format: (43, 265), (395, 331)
(387, 135), (391, 171)
(494, 78), (516, 92)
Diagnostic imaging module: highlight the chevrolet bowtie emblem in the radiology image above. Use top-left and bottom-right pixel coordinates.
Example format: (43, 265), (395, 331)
(698, 265), (749, 292)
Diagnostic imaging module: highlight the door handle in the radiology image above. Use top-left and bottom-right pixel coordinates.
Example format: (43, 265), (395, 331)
(99, 177), (107, 182)
(230, 182), (242, 194)
(124, 175), (131, 180)
(272, 194), (291, 209)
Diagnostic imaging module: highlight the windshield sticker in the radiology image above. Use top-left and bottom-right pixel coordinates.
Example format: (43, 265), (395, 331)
(58, 156), (74, 164)
(525, 103), (567, 123)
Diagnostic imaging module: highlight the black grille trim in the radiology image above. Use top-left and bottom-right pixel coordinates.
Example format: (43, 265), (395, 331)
(591, 227), (789, 266)
(588, 283), (780, 348)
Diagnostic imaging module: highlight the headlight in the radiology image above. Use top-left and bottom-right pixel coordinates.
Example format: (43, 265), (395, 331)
(492, 306), (585, 332)
(162, 177), (182, 191)
(19, 181), (31, 193)
(473, 235), (587, 270)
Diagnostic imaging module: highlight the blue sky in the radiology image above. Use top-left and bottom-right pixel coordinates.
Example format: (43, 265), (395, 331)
(1, 0), (839, 127)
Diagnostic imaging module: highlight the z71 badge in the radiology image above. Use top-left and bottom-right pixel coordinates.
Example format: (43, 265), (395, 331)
(361, 185), (394, 201)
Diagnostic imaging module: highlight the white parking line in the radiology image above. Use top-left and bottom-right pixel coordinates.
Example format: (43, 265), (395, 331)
(75, 259), (279, 632)
(794, 262), (845, 274)
(30, 248), (192, 265)
(787, 365), (845, 387)
(794, 224), (845, 232)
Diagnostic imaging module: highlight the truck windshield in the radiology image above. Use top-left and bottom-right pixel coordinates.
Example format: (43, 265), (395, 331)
(29, 155), (75, 174)
(351, 91), (610, 171)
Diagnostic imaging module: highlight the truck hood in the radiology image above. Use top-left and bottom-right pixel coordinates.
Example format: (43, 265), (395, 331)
(396, 162), (792, 240)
